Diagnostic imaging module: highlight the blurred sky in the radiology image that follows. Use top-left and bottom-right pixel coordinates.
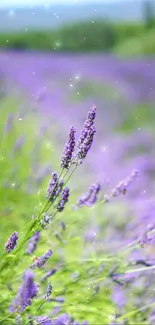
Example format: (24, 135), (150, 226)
(0, 0), (125, 9)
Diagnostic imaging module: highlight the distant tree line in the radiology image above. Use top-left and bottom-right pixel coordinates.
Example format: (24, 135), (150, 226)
(0, 1), (154, 54)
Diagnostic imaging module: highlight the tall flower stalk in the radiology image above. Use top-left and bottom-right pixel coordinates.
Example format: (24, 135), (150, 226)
(0, 107), (97, 269)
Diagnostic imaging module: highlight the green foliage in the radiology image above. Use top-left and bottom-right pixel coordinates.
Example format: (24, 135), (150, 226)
(114, 26), (155, 56)
(0, 19), (150, 54)
(143, 0), (155, 29)
(0, 21), (118, 52)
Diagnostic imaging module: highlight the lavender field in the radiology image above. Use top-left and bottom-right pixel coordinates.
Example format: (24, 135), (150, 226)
(1, 50), (155, 324)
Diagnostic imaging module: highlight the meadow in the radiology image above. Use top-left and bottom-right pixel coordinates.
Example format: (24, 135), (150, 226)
(0, 41), (155, 325)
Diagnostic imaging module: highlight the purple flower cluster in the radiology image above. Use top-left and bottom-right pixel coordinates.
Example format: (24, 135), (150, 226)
(77, 125), (96, 161)
(9, 270), (38, 312)
(103, 169), (139, 203)
(30, 249), (52, 269)
(46, 171), (58, 200)
(77, 183), (100, 207)
(57, 187), (70, 212)
(111, 169), (138, 197)
(139, 224), (155, 247)
(34, 314), (87, 325)
(35, 316), (52, 325)
(5, 231), (18, 253)
(61, 126), (76, 169)
(26, 231), (40, 255)
(54, 314), (88, 325)
(77, 106), (96, 147)
(41, 269), (57, 282)
(77, 106), (96, 162)
(86, 183), (100, 206)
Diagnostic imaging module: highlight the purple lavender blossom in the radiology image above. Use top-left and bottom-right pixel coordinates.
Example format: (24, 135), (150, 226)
(41, 269), (57, 282)
(35, 316), (52, 325)
(77, 183), (100, 207)
(9, 270), (38, 312)
(61, 125), (76, 169)
(103, 170), (139, 203)
(5, 231), (18, 253)
(57, 187), (70, 212)
(26, 231), (40, 255)
(111, 285), (126, 309)
(77, 106), (96, 147)
(77, 125), (96, 162)
(77, 185), (94, 207)
(45, 282), (52, 300)
(138, 224), (155, 247)
(111, 169), (139, 197)
(30, 249), (52, 269)
(75, 107), (96, 164)
(86, 183), (100, 206)
(46, 171), (58, 200)
(55, 313), (69, 325)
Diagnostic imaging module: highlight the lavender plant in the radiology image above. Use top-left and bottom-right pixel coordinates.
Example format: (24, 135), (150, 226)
(1, 102), (155, 325)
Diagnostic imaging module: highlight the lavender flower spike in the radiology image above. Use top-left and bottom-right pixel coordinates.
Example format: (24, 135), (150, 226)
(35, 316), (52, 325)
(5, 231), (18, 253)
(77, 106), (96, 147)
(111, 169), (139, 197)
(41, 269), (57, 282)
(86, 183), (101, 206)
(9, 270), (38, 312)
(57, 187), (70, 212)
(46, 171), (58, 200)
(139, 224), (155, 247)
(26, 231), (40, 255)
(77, 182), (100, 207)
(45, 282), (52, 300)
(77, 124), (96, 162)
(30, 249), (52, 269)
(61, 125), (76, 169)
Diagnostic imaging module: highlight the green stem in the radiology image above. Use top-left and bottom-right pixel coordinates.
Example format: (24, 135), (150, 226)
(124, 264), (155, 275)
(0, 309), (18, 323)
(0, 252), (7, 263)
(119, 301), (155, 320)
(37, 169), (64, 219)
(35, 301), (45, 315)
